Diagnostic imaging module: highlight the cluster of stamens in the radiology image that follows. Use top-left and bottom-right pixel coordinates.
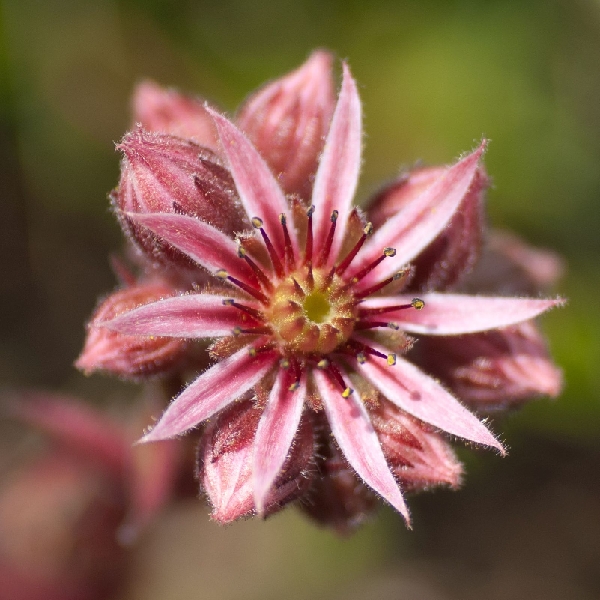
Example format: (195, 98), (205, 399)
(216, 206), (424, 397)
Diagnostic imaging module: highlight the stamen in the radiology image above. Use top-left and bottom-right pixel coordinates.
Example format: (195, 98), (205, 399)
(252, 216), (284, 278)
(347, 339), (396, 366)
(304, 205), (315, 265)
(316, 210), (338, 267)
(335, 222), (373, 275)
(357, 297), (426, 317)
(325, 361), (347, 392)
(354, 270), (405, 300)
(280, 358), (290, 369)
(222, 299), (264, 322)
(216, 269), (269, 304)
(279, 213), (295, 272)
(237, 244), (274, 292)
(347, 247), (396, 286)
(233, 325), (271, 336)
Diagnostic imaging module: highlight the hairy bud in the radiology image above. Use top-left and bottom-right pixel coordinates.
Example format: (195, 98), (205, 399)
(132, 80), (219, 149)
(237, 50), (335, 201)
(198, 399), (315, 523)
(115, 128), (246, 266)
(414, 322), (563, 410)
(76, 282), (187, 379)
(370, 400), (463, 492)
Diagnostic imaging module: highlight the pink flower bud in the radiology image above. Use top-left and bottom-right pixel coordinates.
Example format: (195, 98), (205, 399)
(198, 399), (315, 523)
(370, 400), (463, 492)
(115, 127), (246, 266)
(237, 50), (335, 200)
(464, 230), (565, 296)
(76, 282), (187, 379)
(299, 441), (378, 535)
(132, 80), (219, 150)
(368, 165), (488, 291)
(413, 321), (563, 410)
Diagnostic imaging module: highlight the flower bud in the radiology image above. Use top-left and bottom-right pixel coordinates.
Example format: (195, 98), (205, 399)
(413, 321), (563, 410)
(298, 441), (378, 535)
(76, 282), (187, 379)
(368, 165), (488, 292)
(237, 50), (335, 201)
(115, 127), (246, 266)
(132, 80), (219, 149)
(463, 230), (565, 296)
(198, 399), (315, 523)
(369, 400), (463, 492)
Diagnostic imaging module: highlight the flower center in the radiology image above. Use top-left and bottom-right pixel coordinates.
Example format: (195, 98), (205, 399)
(302, 292), (330, 324)
(266, 267), (357, 354)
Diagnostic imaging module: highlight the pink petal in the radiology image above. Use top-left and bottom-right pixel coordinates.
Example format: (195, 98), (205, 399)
(253, 371), (306, 514)
(314, 369), (410, 524)
(312, 63), (362, 265)
(355, 341), (505, 453)
(352, 142), (486, 288)
(361, 294), (564, 335)
(207, 108), (297, 258)
(100, 293), (257, 338)
(141, 343), (277, 442)
(127, 212), (255, 284)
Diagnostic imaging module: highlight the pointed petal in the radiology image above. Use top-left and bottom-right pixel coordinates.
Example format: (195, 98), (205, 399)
(128, 212), (255, 284)
(238, 50), (335, 200)
(141, 343), (277, 442)
(312, 63), (362, 265)
(361, 294), (564, 335)
(314, 369), (410, 524)
(253, 371), (305, 514)
(100, 293), (258, 338)
(207, 108), (297, 257)
(355, 341), (505, 453)
(352, 142), (486, 288)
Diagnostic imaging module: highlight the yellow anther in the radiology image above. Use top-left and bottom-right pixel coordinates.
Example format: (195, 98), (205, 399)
(216, 269), (228, 279)
(289, 381), (300, 392)
(383, 247), (397, 257)
(363, 222), (373, 235)
(392, 270), (405, 281)
(387, 322), (400, 330)
(248, 347), (257, 357)
(237, 245), (247, 258)
(251, 217), (264, 229)
(279, 213), (287, 225)
(387, 354), (397, 366)
(222, 299), (234, 306)
(412, 298), (425, 310)
(341, 387), (354, 398)
(330, 210), (339, 222)
(307, 205), (315, 216)
(357, 352), (367, 364)
(232, 326), (242, 336)
(317, 359), (329, 369)
(279, 358), (290, 369)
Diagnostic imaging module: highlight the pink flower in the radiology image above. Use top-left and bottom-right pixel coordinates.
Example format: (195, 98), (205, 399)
(101, 60), (563, 526)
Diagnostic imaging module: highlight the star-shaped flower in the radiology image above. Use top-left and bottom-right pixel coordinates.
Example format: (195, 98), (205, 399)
(100, 61), (562, 526)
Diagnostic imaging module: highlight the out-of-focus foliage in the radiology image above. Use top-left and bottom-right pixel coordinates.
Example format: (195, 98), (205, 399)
(1, 0), (599, 598)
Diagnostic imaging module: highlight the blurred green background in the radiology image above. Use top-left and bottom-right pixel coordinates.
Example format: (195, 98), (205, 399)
(1, 0), (599, 598)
